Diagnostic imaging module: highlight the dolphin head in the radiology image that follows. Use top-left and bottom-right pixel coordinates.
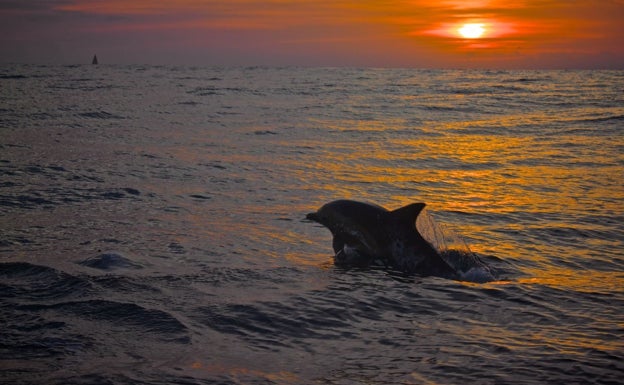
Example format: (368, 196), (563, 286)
(307, 200), (389, 267)
(307, 201), (355, 232)
(306, 200), (386, 236)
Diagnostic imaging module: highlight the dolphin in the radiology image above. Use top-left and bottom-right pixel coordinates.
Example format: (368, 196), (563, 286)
(306, 200), (495, 281)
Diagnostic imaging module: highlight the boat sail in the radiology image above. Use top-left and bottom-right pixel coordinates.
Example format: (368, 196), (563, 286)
(92, 55), (98, 65)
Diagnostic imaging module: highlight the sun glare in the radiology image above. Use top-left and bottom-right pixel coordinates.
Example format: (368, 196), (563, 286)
(458, 23), (485, 39)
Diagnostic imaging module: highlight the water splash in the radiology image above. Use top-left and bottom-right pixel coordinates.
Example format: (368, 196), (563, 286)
(416, 208), (495, 282)
(416, 208), (472, 255)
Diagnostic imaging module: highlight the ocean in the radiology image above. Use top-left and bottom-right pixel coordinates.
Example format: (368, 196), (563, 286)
(1, 65), (623, 384)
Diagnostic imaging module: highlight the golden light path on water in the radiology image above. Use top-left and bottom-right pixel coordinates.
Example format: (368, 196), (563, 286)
(102, 89), (623, 296)
(282, 106), (622, 295)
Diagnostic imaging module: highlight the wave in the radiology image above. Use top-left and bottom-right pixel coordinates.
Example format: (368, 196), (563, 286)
(0, 187), (142, 209)
(16, 300), (189, 342)
(0, 162), (142, 210)
(76, 111), (126, 120)
(0, 262), (92, 301)
(0, 74), (27, 79)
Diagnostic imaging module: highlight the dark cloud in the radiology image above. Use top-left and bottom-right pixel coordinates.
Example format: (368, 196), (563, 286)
(0, 0), (72, 11)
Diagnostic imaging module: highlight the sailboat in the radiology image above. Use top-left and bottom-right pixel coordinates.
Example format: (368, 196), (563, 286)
(92, 55), (98, 65)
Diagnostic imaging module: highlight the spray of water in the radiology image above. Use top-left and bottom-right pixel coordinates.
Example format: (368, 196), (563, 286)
(416, 208), (496, 282)
(415, 208), (471, 255)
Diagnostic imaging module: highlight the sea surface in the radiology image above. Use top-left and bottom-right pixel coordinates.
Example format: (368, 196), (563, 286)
(1, 65), (623, 384)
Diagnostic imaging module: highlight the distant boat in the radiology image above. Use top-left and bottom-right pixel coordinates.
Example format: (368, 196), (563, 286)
(92, 55), (98, 65)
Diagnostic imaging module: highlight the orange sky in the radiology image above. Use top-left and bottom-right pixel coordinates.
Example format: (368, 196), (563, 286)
(1, 0), (622, 68)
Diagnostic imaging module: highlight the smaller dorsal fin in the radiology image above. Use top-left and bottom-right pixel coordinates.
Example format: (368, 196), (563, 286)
(390, 203), (426, 226)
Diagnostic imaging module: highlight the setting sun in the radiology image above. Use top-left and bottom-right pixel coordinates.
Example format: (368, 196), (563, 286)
(458, 23), (485, 39)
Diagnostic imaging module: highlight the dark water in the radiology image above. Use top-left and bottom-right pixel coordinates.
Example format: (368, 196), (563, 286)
(1, 65), (623, 384)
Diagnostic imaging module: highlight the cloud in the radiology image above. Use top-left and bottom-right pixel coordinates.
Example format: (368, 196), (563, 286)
(0, 0), (69, 11)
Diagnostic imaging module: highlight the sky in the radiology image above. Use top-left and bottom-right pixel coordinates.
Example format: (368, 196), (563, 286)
(1, 0), (623, 68)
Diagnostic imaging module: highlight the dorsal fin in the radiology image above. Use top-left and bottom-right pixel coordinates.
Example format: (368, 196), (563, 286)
(389, 203), (426, 226)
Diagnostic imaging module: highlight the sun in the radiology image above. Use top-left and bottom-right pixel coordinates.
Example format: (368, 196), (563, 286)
(458, 23), (485, 39)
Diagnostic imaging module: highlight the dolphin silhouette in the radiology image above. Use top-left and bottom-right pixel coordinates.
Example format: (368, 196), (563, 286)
(307, 200), (495, 281)
(307, 200), (458, 278)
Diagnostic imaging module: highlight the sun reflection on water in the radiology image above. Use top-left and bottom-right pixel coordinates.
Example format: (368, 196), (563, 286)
(291, 105), (623, 291)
